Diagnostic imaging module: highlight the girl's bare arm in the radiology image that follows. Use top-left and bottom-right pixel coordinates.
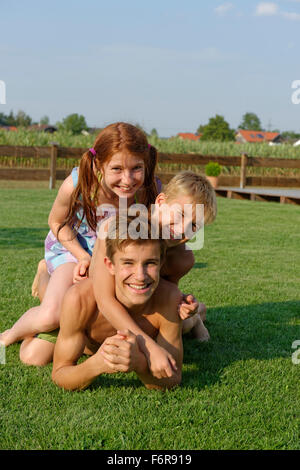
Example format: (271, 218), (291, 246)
(48, 174), (91, 262)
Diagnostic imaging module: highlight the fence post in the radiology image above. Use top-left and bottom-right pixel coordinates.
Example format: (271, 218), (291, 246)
(49, 144), (58, 190)
(240, 153), (248, 189)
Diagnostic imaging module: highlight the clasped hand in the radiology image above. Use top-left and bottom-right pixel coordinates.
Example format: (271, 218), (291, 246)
(99, 330), (143, 374)
(98, 330), (177, 380)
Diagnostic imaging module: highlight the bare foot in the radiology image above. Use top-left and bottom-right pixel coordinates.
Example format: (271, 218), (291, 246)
(0, 329), (12, 347)
(31, 259), (47, 298)
(198, 303), (207, 322)
(191, 316), (210, 342)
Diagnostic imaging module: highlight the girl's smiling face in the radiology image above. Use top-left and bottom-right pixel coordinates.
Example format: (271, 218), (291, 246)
(100, 151), (145, 200)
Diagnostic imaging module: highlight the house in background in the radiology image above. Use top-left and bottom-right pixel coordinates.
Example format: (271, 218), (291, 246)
(235, 129), (282, 145)
(0, 125), (17, 131)
(177, 132), (202, 141)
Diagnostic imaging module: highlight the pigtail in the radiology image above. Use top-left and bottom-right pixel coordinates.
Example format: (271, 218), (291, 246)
(78, 150), (100, 232)
(142, 144), (159, 208)
(57, 150), (99, 241)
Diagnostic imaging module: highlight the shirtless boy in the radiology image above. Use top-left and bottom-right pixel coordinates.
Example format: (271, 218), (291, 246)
(23, 215), (183, 391)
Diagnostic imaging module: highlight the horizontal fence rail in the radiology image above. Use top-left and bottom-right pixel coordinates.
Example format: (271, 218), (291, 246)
(0, 145), (300, 189)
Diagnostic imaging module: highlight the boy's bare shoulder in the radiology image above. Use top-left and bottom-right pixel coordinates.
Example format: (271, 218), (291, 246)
(156, 278), (181, 299)
(153, 279), (182, 322)
(61, 279), (97, 330)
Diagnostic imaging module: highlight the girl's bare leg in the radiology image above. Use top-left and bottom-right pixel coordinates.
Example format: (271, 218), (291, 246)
(20, 337), (55, 366)
(31, 259), (49, 300)
(0, 263), (75, 347)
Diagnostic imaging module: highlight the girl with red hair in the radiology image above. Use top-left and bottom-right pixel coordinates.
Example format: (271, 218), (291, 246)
(1, 122), (160, 348)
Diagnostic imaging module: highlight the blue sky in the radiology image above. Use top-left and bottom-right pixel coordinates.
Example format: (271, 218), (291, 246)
(0, 0), (300, 136)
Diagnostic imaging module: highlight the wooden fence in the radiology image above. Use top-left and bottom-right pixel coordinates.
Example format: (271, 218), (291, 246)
(0, 145), (300, 189)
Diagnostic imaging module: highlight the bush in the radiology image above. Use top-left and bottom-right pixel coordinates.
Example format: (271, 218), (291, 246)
(200, 115), (235, 142)
(59, 113), (88, 135)
(205, 162), (222, 177)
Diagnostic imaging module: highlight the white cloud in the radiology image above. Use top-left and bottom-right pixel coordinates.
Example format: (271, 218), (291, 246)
(281, 11), (300, 19)
(255, 2), (279, 16)
(214, 3), (234, 16)
(255, 2), (300, 19)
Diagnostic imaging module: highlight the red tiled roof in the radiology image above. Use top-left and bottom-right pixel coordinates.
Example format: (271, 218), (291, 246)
(237, 129), (280, 143)
(177, 133), (201, 141)
(0, 126), (17, 131)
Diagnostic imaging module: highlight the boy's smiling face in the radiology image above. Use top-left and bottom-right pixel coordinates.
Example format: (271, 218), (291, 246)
(104, 241), (161, 310)
(153, 193), (201, 247)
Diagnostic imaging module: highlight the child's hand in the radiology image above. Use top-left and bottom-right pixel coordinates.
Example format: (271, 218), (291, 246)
(147, 342), (177, 379)
(73, 257), (91, 283)
(178, 293), (199, 320)
(100, 330), (145, 374)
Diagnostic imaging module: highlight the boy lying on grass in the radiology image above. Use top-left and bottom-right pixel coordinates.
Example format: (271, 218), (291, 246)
(22, 215), (183, 391)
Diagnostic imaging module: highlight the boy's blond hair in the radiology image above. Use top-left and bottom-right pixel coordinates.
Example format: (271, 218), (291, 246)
(105, 214), (167, 263)
(164, 171), (217, 224)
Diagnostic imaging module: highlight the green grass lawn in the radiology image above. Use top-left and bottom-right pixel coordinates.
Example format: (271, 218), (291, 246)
(0, 185), (299, 450)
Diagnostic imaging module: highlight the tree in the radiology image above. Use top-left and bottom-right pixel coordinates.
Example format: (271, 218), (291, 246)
(281, 131), (300, 142)
(196, 124), (207, 135)
(60, 113), (88, 134)
(40, 115), (50, 125)
(201, 115), (235, 141)
(0, 112), (8, 126)
(6, 111), (17, 126)
(239, 112), (262, 131)
(0, 110), (33, 127)
(150, 128), (158, 138)
(15, 110), (32, 127)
